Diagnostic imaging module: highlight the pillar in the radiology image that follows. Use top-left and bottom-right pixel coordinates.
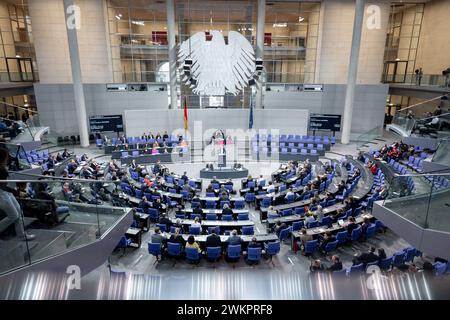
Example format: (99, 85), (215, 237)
(255, 0), (265, 109)
(167, 0), (178, 109)
(63, 0), (89, 147)
(341, 0), (365, 144)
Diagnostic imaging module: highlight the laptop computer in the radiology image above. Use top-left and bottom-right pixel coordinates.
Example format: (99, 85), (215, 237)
(338, 219), (345, 227)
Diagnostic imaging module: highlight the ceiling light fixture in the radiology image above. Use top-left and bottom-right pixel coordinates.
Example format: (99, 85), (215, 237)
(131, 20), (145, 26)
(298, 17), (304, 22)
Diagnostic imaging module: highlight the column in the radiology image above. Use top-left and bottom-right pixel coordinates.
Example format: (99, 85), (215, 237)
(167, 0), (178, 109)
(63, 0), (89, 147)
(341, 0), (365, 144)
(255, 0), (265, 109)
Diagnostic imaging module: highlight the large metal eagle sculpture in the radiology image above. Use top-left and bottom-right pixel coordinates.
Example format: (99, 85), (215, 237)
(178, 30), (256, 96)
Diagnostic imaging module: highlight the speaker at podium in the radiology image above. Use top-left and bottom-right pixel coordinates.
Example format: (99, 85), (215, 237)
(218, 153), (226, 168)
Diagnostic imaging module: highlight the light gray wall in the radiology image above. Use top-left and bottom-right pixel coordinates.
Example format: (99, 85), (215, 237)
(34, 83), (168, 135)
(34, 83), (387, 139)
(124, 109), (309, 138)
(264, 84), (389, 138)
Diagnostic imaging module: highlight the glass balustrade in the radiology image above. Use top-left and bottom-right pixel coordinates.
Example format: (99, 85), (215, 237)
(382, 173), (450, 232)
(0, 178), (130, 275)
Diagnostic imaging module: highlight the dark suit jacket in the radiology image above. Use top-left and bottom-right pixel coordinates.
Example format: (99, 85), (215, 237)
(358, 252), (379, 265)
(168, 234), (186, 247)
(206, 234), (222, 248)
(328, 262), (343, 272)
(222, 208), (233, 216)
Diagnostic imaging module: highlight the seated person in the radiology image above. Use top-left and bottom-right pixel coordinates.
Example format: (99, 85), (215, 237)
(218, 184), (228, 195)
(150, 227), (167, 248)
(296, 228), (313, 254)
(158, 213), (172, 230)
(245, 236), (262, 265)
(192, 216), (201, 225)
(361, 216), (371, 237)
(353, 246), (379, 266)
(185, 235), (201, 253)
(139, 196), (151, 212)
(192, 205), (203, 218)
(327, 255), (343, 272)
(168, 228), (186, 248)
(227, 229), (242, 247)
(345, 216), (358, 236)
(284, 188), (296, 203)
(273, 221), (287, 237)
(205, 183), (215, 194)
(221, 204), (233, 218)
(205, 230), (222, 251)
(310, 259), (325, 273)
(319, 231), (336, 251)
(219, 191), (229, 202)
(0, 168), (35, 240)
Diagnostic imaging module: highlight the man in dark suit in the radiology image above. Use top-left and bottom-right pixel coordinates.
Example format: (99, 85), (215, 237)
(192, 205), (203, 218)
(345, 216), (358, 237)
(158, 213), (172, 231)
(355, 247), (379, 266)
(221, 204), (233, 218)
(320, 231), (336, 251)
(327, 255), (343, 272)
(181, 172), (189, 183)
(205, 230), (222, 248)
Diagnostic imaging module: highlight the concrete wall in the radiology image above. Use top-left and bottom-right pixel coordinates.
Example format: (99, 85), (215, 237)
(34, 83), (168, 134)
(316, 0), (390, 85)
(264, 84), (389, 138)
(34, 82), (387, 138)
(28, 0), (112, 84)
(415, 0), (450, 75)
(124, 109), (309, 138)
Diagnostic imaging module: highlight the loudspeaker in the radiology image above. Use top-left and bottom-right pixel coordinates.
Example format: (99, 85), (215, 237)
(249, 79), (256, 86)
(184, 70), (191, 76)
(185, 59), (193, 65)
(255, 59), (263, 66)
(183, 65), (191, 70)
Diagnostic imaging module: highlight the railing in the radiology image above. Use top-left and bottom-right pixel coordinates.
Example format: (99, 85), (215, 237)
(0, 71), (38, 83)
(383, 73), (450, 87)
(0, 178), (130, 276)
(356, 126), (382, 149)
(382, 173), (450, 232)
(432, 138), (450, 166)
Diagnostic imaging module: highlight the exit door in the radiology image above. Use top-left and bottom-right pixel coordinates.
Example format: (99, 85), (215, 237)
(383, 60), (408, 83)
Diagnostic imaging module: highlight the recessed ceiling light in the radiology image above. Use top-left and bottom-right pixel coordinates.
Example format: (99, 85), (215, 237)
(15, 55), (21, 58)
(298, 17), (304, 22)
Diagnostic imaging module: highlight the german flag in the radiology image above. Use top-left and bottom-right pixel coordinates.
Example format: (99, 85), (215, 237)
(183, 97), (188, 130)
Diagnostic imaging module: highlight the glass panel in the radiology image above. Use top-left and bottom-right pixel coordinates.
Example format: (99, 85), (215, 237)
(0, 176), (130, 276)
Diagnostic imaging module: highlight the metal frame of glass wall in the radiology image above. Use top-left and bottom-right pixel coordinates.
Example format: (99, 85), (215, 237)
(106, 0), (320, 108)
(382, 3), (424, 84)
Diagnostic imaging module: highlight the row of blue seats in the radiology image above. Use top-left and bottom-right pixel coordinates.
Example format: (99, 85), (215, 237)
(148, 241), (281, 264)
(333, 247), (422, 277)
(304, 220), (384, 255)
(387, 159), (416, 194)
(21, 149), (49, 165)
(424, 175), (450, 190)
(155, 223), (253, 235)
(120, 147), (188, 158)
(253, 134), (336, 144)
(253, 148), (321, 156)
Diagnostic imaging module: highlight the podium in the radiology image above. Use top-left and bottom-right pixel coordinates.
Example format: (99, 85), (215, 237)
(218, 153), (226, 168)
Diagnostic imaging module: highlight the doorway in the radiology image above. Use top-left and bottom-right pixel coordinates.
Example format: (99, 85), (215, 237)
(383, 60), (408, 83)
(6, 57), (35, 82)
